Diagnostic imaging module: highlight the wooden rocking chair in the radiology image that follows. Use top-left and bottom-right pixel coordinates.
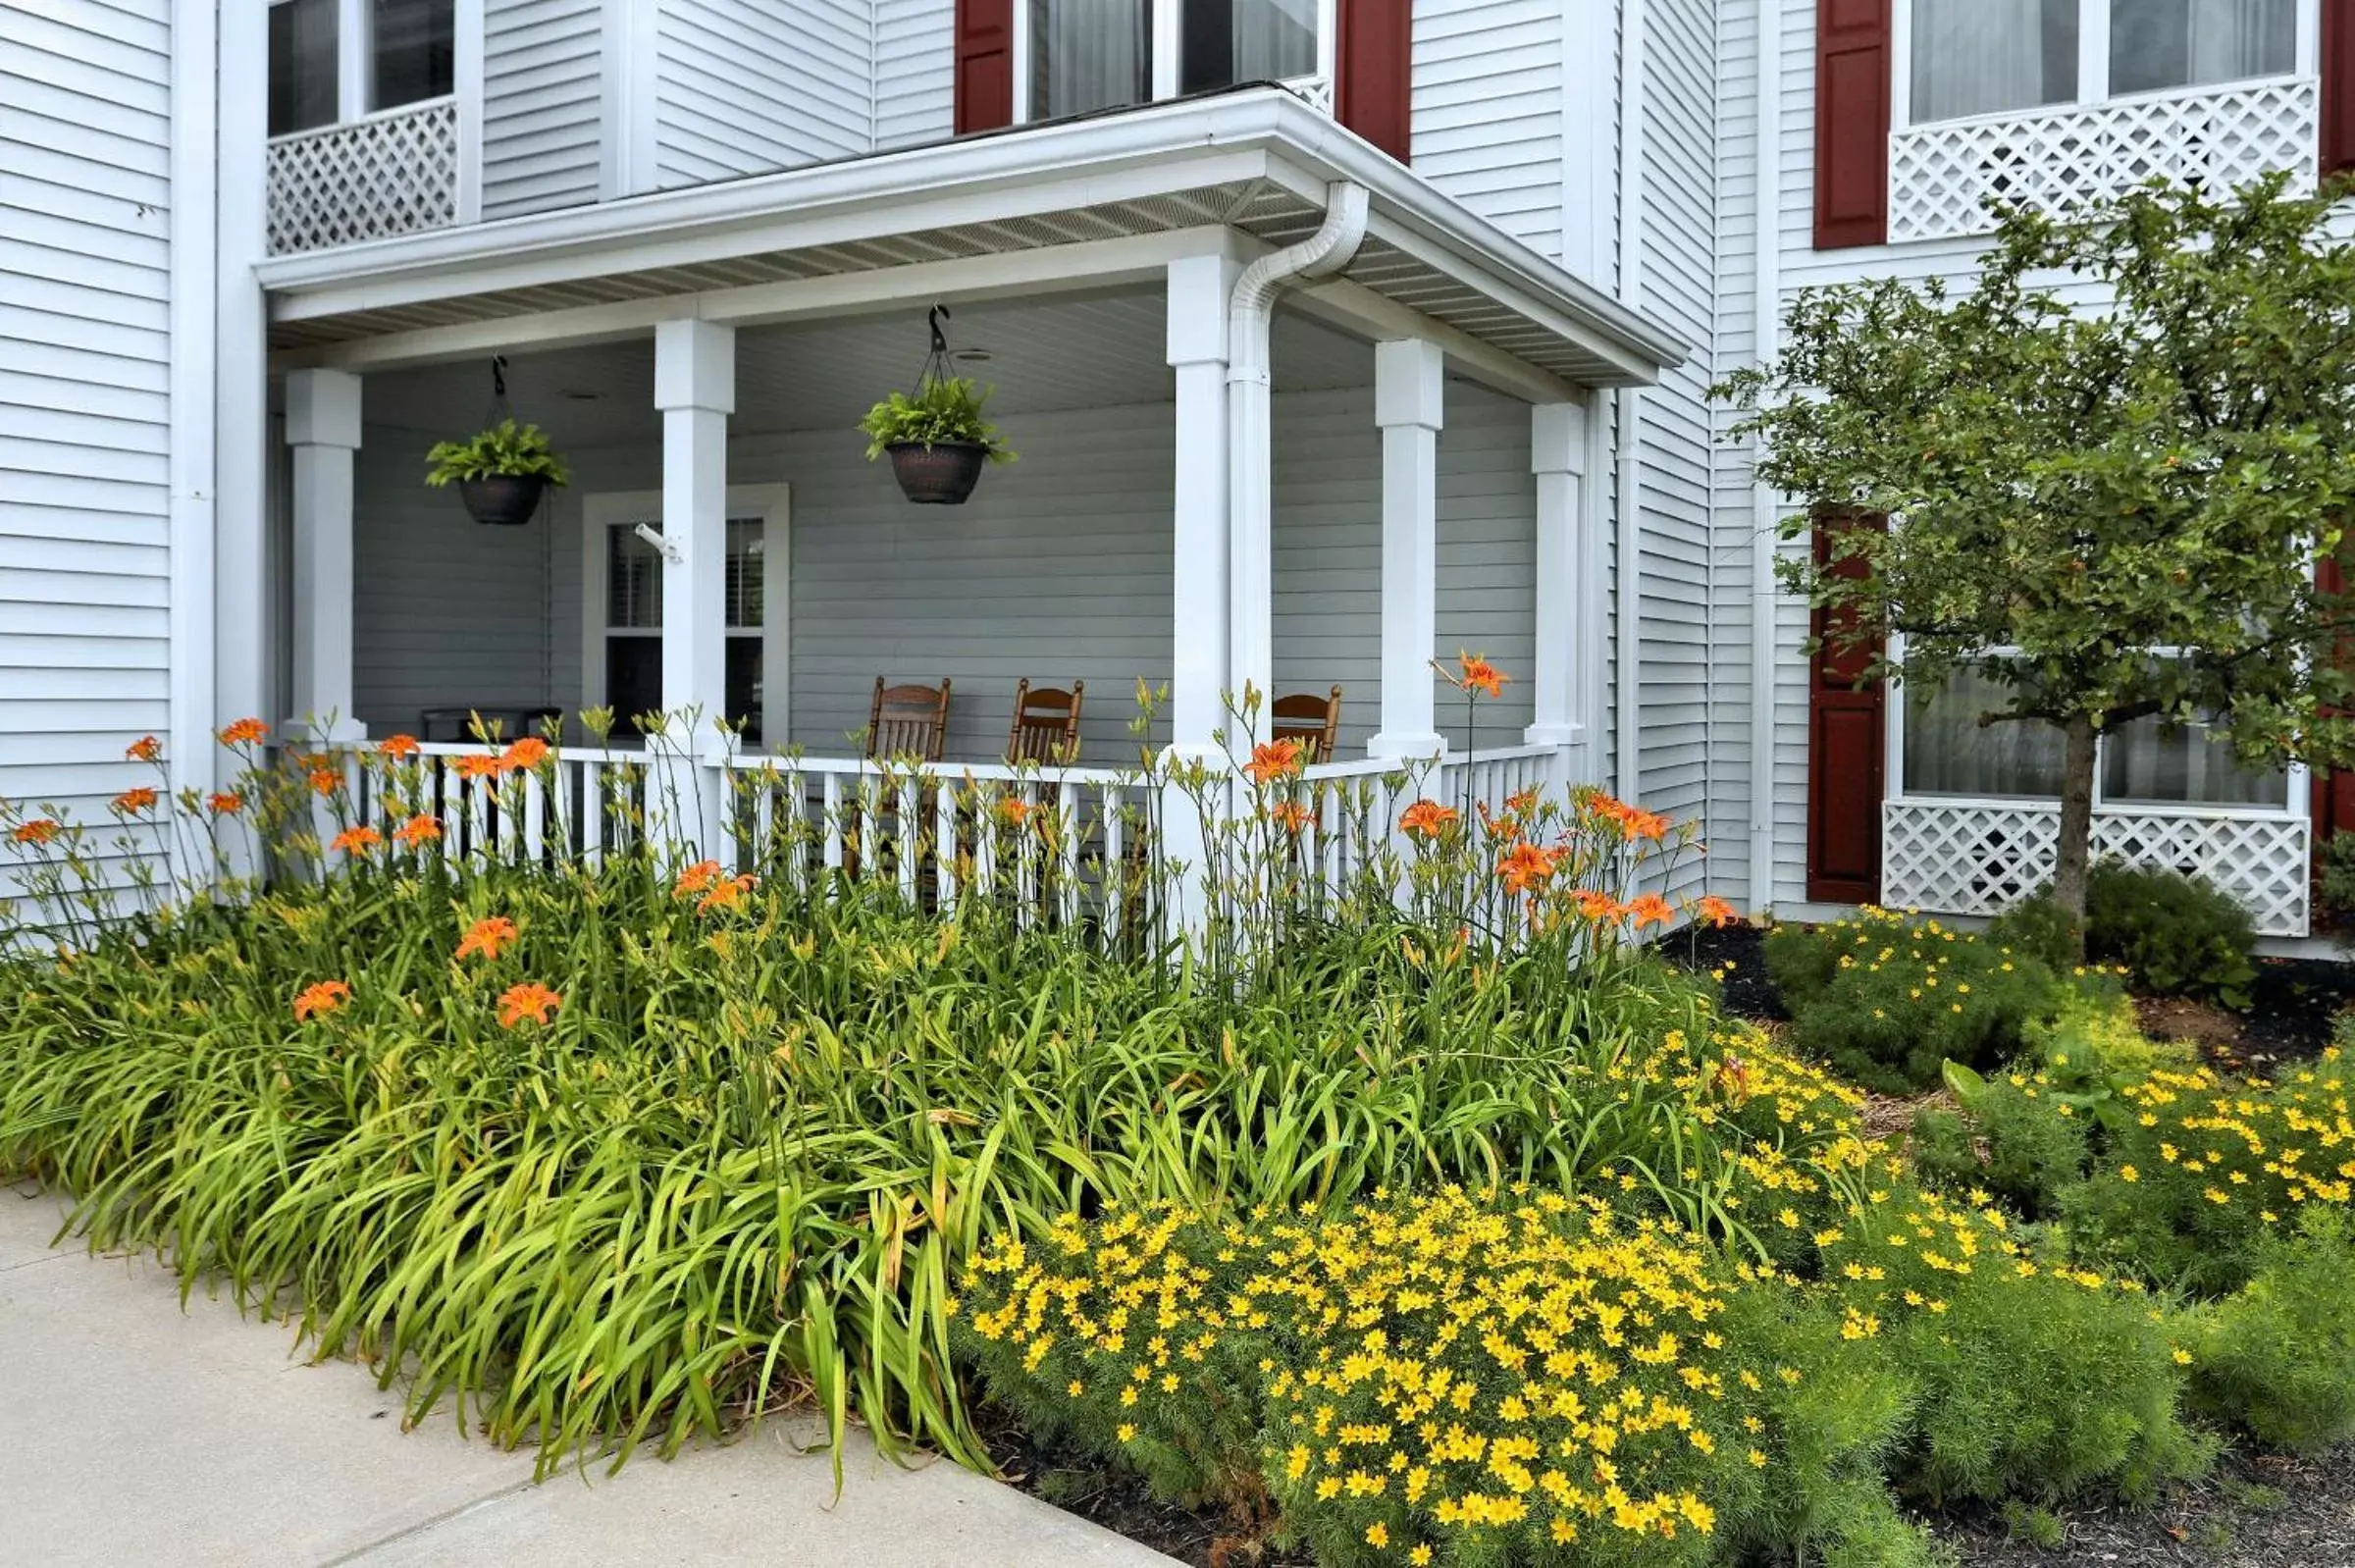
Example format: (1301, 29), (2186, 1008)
(1271, 684), (1343, 764)
(1006, 678), (1084, 765)
(844, 678), (951, 886)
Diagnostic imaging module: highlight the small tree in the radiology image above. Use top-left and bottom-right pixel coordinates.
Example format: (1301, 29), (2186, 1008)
(1716, 176), (2355, 948)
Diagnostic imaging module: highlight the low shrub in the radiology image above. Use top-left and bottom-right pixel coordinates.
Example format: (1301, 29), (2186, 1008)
(961, 1191), (1941, 1568)
(2188, 1206), (2355, 1454)
(1763, 909), (2061, 1093)
(1994, 862), (2258, 1009)
(1810, 1177), (2206, 1505)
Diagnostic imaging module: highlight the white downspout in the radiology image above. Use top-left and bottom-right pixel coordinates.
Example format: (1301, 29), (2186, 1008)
(1748, 0), (1784, 915)
(1228, 180), (1371, 734)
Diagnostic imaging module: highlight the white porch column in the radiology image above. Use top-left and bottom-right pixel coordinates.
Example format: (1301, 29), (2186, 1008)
(1368, 338), (1446, 760)
(1163, 253), (1237, 943)
(654, 319), (734, 733)
(1525, 399), (1591, 784)
(283, 369), (366, 743)
(654, 319), (734, 858)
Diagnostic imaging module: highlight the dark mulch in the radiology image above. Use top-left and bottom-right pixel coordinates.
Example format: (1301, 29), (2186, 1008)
(1653, 922), (2355, 1068)
(979, 1405), (1310, 1568)
(1932, 1445), (2355, 1567)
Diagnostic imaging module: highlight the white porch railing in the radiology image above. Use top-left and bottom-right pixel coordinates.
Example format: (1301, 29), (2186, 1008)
(331, 740), (1578, 945)
(1886, 76), (2321, 245)
(267, 99), (462, 255)
(1879, 797), (2311, 938)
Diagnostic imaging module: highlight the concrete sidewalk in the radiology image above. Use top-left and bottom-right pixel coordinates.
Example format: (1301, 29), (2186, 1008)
(0, 1189), (1174, 1567)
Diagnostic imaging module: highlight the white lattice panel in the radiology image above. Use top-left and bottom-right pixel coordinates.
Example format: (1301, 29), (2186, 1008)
(1888, 78), (2320, 244)
(1881, 799), (2309, 937)
(267, 100), (461, 256)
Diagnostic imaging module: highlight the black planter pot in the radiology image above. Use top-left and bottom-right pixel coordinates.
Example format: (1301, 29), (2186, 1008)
(885, 441), (988, 505)
(457, 474), (550, 526)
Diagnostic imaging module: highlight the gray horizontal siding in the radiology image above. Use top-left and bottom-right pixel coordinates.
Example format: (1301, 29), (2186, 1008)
(1412, 0), (1566, 261)
(481, 0), (605, 219)
(654, 0), (872, 189)
(873, 0), (953, 150)
(0, 0), (173, 898)
(353, 387), (1538, 765)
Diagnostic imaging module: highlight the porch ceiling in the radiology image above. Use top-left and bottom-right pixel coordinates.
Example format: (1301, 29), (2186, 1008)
(259, 90), (1687, 391)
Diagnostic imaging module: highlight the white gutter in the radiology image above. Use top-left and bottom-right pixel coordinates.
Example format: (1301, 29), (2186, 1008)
(255, 89), (1687, 385)
(1227, 180), (1371, 732)
(1615, 0), (1648, 810)
(1747, 0), (1785, 915)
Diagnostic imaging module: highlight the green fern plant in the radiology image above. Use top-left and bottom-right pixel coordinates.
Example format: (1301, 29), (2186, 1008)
(859, 376), (1016, 462)
(424, 419), (572, 487)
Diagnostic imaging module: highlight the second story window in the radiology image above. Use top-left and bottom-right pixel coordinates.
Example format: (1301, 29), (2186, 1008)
(267, 0), (454, 137)
(1905, 0), (2304, 125)
(1021, 0), (1333, 124)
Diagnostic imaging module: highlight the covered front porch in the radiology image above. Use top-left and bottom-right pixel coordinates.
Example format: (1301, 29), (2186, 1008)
(252, 96), (1686, 920)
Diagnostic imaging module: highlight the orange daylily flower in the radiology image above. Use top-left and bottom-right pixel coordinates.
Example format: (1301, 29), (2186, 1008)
(379, 734), (422, 758)
(1399, 799), (1459, 839)
(207, 792), (245, 816)
(1504, 787), (1540, 814)
(1574, 889), (1627, 922)
(111, 786), (159, 814)
(292, 979), (350, 1020)
(698, 873), (756, 914)
(499, 736), (550, 772)
(393, 812), (442, 847)
(1695, 895), (1739, 928)
(10, 818), (62, 846)
(307, 765), (341, 797)
(1496, 842), (1559, 896)
(1627, 893), (1676, 929)
(330, 824), (383, 856)
(126, 735), (162, 762)
(997, 797), (1035, 829)
(219, 717), (270, 747)
(673, 860), (723, 899)
(497, 981), (562, 1028)
(1268, 799), (1313, 835)
(455, 754), (503, 780)
(1457, 653), (1509, 699)
(456, 915), (518, 962)
(1244, 738), (1304, 784)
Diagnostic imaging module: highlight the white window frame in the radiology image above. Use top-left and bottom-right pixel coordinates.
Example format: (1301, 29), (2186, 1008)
(1883, 634), (2308, 819)
(580, 487), (792, 745)
(1890, 0), (2322, 128)
(268, 0), (482, 218)
(1010, 0), (1340, 126)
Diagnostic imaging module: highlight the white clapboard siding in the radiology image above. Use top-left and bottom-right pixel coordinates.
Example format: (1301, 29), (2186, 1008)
(0, 0), (174, 901)
(1411, 0), (1565, 261)
(350, 387), (1537, 764)
(1631, 0), (1717, 901)
(654, 0), (872, 189)
(481, 0), (605, 219)
(873, 0), (954, 150)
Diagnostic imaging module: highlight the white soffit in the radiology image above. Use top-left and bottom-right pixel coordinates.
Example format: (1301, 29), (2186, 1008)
(260, 90), (1688, 389)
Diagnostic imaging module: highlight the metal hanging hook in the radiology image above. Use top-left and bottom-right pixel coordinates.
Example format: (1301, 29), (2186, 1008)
(928, 305), (951, 357)
(492, 353), (508, 400)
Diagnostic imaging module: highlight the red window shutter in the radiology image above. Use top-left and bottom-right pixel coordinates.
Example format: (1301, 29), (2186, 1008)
(2326, 0), (2355, 178)
(1806, 514), (1887, 904)
(1813, 0), (1891, 249)
(954, 0), (1014, 134)
(1336, 0), (1412, 163)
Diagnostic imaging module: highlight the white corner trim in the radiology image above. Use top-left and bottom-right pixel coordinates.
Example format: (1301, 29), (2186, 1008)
(453, 0), (486, 223)
(1748, 0), (1785, 914)
(170, 0), (221, 802)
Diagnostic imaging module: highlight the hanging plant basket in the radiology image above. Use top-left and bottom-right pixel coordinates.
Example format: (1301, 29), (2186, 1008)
(457, 473), (550, 526)
(860, 306), (1016, 507)
(884, 441), (989, 505)
(424, 357), (570, 526)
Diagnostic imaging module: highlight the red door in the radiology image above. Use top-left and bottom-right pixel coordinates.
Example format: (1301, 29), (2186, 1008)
(1806, 516), (1886, 903)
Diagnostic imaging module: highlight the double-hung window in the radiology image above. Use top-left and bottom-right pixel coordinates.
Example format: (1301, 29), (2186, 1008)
(1020, 0), (1334, 124)
(268, 0), (455, 136)
(1899, 0), (2307, 126)
(1898, 651), (2289, 810)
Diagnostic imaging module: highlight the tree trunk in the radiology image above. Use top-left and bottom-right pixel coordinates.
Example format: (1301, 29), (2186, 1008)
(2052, 714), (2098, 963)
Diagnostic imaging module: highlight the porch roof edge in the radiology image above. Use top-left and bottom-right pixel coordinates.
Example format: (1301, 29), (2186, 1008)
(256, 90), (1686, 389)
